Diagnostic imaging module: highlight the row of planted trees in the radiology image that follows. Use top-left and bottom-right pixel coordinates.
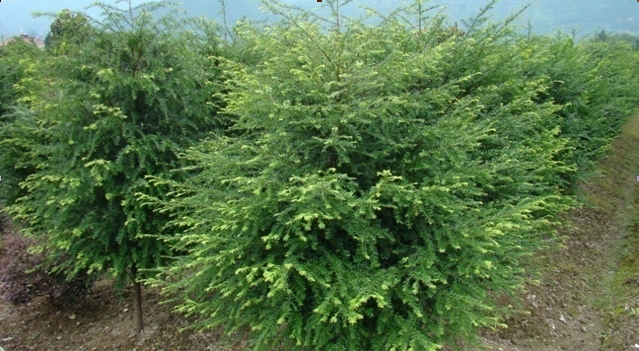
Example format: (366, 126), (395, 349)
(1, 0), (639, 349)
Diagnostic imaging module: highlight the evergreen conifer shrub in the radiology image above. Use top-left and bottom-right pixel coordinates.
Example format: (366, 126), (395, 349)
(1, 0), (230, 330)
(513, 35), (639, 187)
(144, 1), (588, 349)
(0, 39), (46, 209)
(42, 9), (92, 51)
(0, 39), (42, 117)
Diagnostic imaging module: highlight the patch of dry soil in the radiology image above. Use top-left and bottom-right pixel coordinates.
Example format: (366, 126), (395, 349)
(0, 279), (249, 351)
(478, 113), (639, 351)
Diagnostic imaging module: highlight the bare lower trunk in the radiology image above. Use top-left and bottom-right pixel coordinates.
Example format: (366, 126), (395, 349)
(133, 278), (144, 332)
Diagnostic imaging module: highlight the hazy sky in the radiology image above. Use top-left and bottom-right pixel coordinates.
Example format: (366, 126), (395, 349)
(0, 0), (296, 38)
(0, 0), (148, 38)
(2, 0), (639, 40)
(0, 0), (473, 38)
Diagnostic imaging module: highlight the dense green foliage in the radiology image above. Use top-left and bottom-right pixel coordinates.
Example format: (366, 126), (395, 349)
(0, 40), (44, 207)
(2, 0), (639, 349)
(0, 39), (41, 117)
(137, 1), (639, 350)
(1, 1), (228, 282)
(43, 9), (92, 51)
(520, 36), (639, 186)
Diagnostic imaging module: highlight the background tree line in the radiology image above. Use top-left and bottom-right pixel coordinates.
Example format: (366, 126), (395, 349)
(1, 0), (639, 349)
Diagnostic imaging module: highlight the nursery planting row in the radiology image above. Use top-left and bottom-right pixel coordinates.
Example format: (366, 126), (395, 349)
(1, 1), (639, 350)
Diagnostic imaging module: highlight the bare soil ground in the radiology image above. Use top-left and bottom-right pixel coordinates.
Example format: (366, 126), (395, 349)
(1, 114), (639, 351)
(478, 113), (639, 351)
(0, 278), (251, 351)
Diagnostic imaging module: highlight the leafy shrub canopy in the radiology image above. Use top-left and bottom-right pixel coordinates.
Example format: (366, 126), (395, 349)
(2, 1), (229, 283)
(2, 0), (638, 348)
(141, 0), (639, 350)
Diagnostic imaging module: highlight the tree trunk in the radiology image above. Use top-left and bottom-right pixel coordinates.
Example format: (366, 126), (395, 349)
(133, 276), (144, 332)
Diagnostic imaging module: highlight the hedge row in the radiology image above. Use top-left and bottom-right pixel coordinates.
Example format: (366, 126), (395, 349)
(1, 0), (639, 349)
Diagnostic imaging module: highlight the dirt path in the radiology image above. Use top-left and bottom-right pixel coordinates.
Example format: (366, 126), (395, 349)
(479, 113), (639, 351)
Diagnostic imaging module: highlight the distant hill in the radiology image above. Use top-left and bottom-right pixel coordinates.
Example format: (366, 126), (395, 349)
(2, 0), (639, 41)
(172, 0), (272, 26)
(174, 0), (639, 38)
(442, 0), (639, 36)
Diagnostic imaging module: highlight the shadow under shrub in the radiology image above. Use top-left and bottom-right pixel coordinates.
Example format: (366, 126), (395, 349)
(0, 231), (95, 308)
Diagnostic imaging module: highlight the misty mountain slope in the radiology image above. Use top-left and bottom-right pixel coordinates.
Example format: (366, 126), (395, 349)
(171, 0), (271, 26)
(172, 0), (639, 37)
(2, 0), (638, 39)
(485, 0), (639, 35)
